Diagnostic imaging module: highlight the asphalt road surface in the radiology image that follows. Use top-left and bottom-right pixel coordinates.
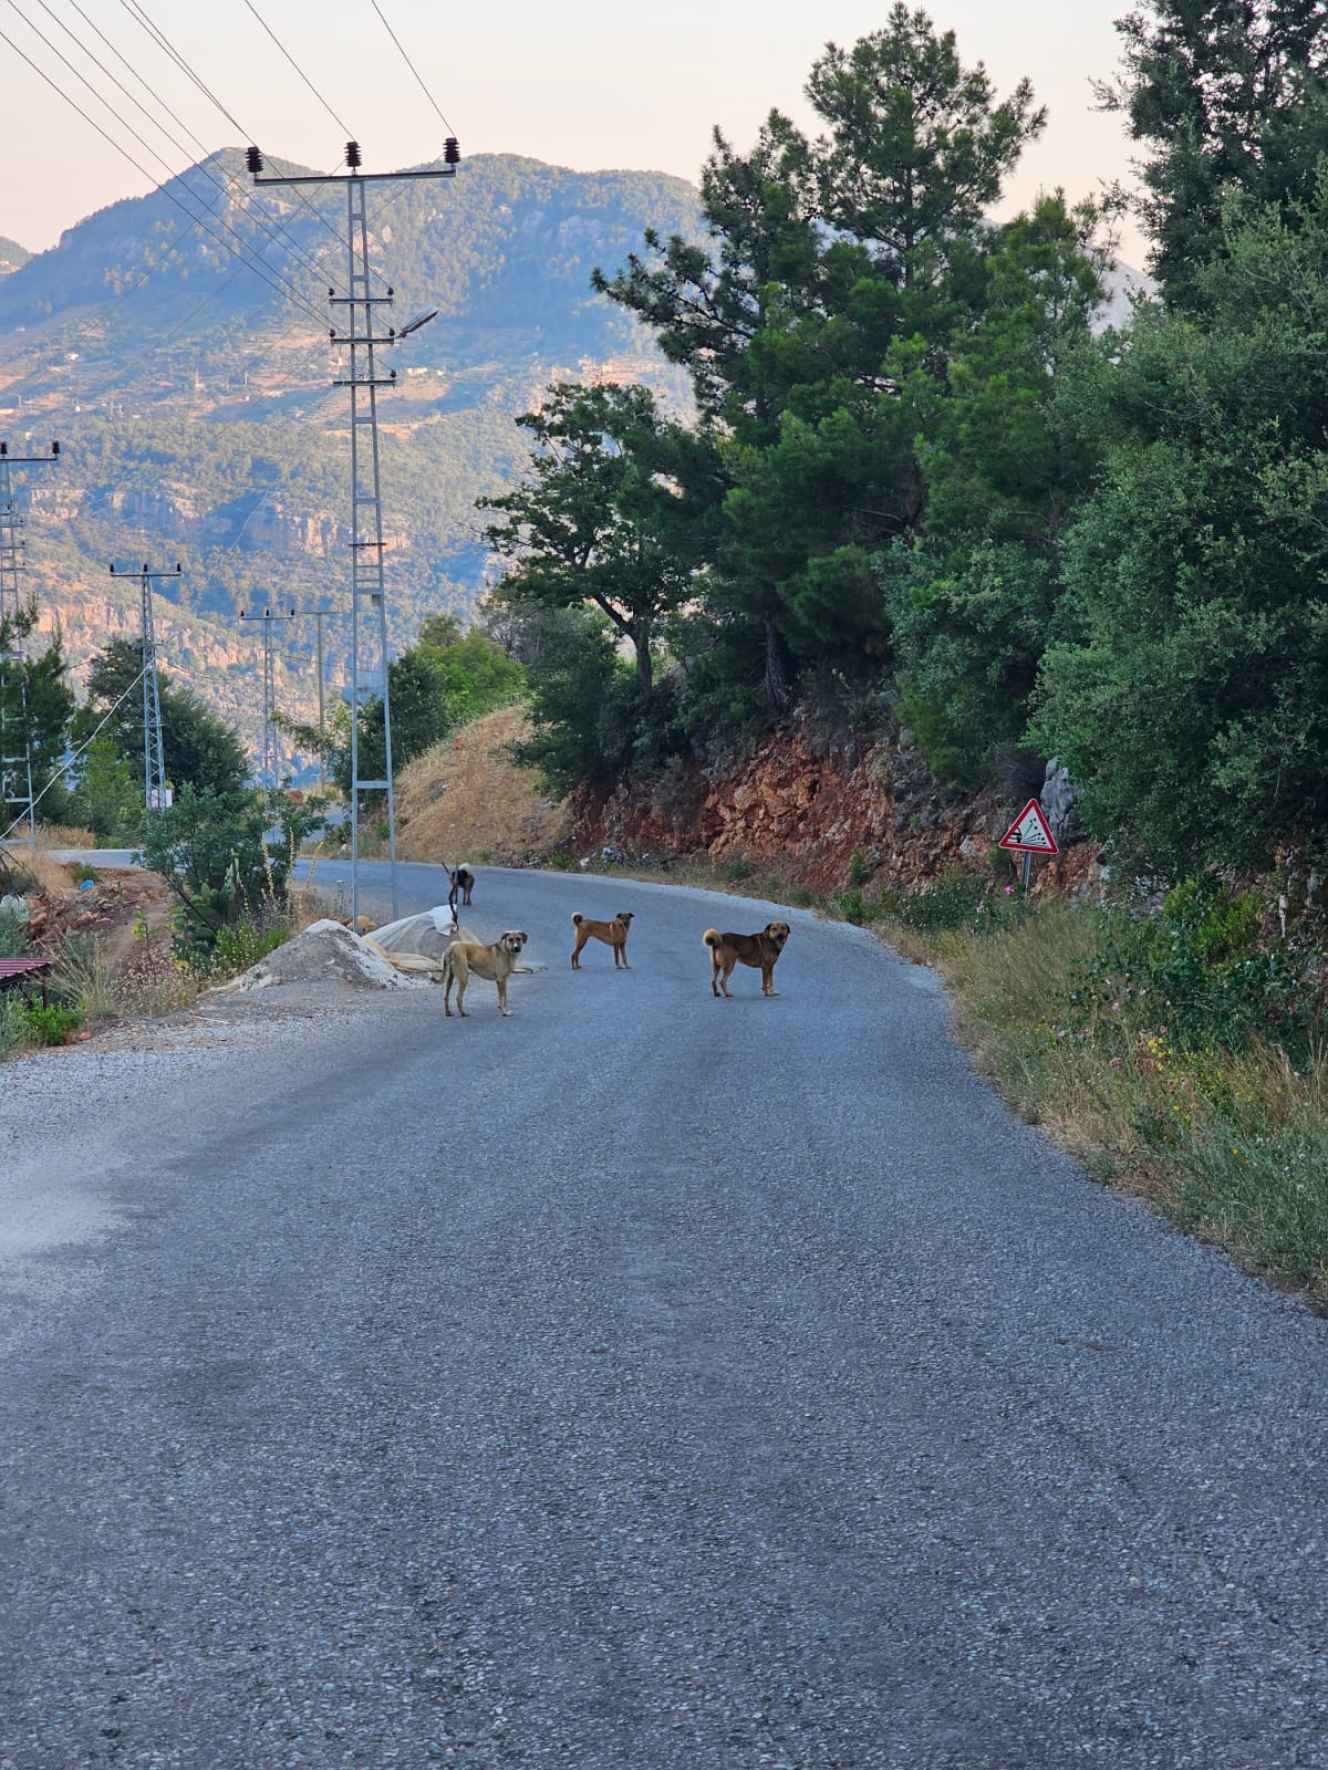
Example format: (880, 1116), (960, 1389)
(5, 860), (1328, 1768)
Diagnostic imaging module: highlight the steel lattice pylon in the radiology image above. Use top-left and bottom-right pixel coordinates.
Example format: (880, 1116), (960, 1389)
(0, 443), (60, 847)
(238, 606), (296, 791)
(251, 140), (459, 925)
(109, 562), (183, 814)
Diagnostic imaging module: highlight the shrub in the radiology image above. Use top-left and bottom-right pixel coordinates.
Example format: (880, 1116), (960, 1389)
(834, 887), (867, 924)
(208, 918), (287, 979)
(847, 848), (872, 888)
(139, 785), (293, 969)
(0, 908), (29, 957)
(0, 994), (30, 1055)
(22, 1001), (83, 1046)
(878, 871), (1005, 936)
(53, 936), (116, 1022)
(1072, 875), (1313, 1057)
(724, 855), (756, 882)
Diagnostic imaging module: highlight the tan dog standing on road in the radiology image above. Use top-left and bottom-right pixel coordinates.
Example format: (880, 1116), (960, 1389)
(570, 911), (634, 970)
(703, 922), (791, 998)
(442, 930), (528, 1018)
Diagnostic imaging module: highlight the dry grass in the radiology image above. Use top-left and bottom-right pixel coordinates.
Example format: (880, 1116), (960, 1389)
(881, 897), (1328, 1302)
(396, 705), (571, 866)
(34, 823), (98, 850)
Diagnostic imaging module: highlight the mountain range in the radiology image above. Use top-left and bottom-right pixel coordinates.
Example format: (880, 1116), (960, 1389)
(0, 151), (700, 754)
(0, 152), (1146, 766)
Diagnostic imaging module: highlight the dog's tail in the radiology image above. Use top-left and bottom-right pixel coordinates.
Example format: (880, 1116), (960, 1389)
(571, 912), (584, 927)
(702, 928), (721, 950)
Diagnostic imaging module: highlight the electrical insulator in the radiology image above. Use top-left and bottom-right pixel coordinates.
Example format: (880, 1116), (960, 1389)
(445, 138), (460, 165)
(345, 140), (362, 169)
(246, 146), (264, 175)
(51, 441), (60, 456)
(0, 443), (7, 457)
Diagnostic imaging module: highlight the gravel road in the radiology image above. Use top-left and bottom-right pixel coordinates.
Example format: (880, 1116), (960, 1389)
(3, 860), (1328, 1768)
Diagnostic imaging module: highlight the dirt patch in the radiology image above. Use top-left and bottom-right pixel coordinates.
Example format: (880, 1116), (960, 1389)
(5, 857), (173, 962)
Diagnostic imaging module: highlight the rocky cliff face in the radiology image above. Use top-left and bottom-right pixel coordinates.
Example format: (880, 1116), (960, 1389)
(573, 724), (1099, 897)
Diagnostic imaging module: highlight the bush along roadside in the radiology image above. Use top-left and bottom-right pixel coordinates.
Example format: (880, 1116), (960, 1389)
(871, 872), (1328, 1303)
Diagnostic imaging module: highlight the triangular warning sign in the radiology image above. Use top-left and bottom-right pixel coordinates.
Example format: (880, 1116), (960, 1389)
(998, 797), (1059, 855)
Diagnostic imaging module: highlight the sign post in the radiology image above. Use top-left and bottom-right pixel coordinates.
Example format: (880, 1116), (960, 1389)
(998, 797), (1059, 893)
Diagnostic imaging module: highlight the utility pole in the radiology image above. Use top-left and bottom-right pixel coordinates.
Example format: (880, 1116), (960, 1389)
(109, 561), (183, 815)
(287, 606), (332, 790)
(248, 138), (457, 924)
(238, 605), (297, 790)
(0, 440), (60, 848)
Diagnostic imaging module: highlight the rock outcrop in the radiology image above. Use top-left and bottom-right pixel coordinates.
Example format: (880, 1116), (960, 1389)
(573, 724), (1099, 897)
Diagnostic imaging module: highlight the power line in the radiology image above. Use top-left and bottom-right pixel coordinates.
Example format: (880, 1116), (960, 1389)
(118, 0), (365, 279)
(239, 0), (353, 138)
(50, 0), (336, 289)
(368, 0), (456, 137)
(28, 0), (334, 294)
(0, 659), (148, 844)
(3, 7), (327, 324)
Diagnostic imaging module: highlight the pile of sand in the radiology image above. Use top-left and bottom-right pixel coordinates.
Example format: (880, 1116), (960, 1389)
(223, 920), (428, 993)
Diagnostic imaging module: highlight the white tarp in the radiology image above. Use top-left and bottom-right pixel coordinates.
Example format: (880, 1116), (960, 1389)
(365, 905), (471, 975)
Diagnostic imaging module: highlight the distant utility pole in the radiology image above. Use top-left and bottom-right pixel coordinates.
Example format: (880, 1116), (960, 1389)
(0, 439), (60, 847)
(248, 137), (458, 924)
(109, 561), (183, 815)
(287, 606), (332, 790)
(238, 605), (297, 790)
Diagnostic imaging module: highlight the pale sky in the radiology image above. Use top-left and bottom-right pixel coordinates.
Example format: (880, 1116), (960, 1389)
(2, 0), (1147, 262)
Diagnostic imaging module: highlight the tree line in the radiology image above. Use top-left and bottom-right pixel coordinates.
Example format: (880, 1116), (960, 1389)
(484, 0), (1328, 877)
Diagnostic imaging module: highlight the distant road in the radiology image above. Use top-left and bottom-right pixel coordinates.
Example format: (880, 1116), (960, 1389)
(4, 860), (1328, 1766)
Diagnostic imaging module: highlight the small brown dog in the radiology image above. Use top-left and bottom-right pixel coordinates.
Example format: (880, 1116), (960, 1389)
(570, 910), (634, 970)
(442, 929), (528, 1018)
(703, 922), (790, 998)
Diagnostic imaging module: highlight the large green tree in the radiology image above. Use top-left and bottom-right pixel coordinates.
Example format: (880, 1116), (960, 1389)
(596, 5), (1048, 713)
(1032, 172), (1328, 870)
(0, 606), (75, 826)
(885, 194), (1110, 780)
(1101, 0), (1328, 306)
(81, 638), (249, 799)
(482, 382), (706, 698)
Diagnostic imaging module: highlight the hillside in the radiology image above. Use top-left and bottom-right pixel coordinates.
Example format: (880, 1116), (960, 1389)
(0, 236), (30, 276)
(395, 704), (571, 864)
(0, 153), (701, 755)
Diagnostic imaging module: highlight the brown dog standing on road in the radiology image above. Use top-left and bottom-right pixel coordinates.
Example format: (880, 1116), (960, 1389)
(442, 930), (528, 1018)
(703, 922), (791, 998)
(570, 911), (634, 970)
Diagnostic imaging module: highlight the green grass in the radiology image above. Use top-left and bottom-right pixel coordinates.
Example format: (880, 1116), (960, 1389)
(882, 895), (1328, 1302)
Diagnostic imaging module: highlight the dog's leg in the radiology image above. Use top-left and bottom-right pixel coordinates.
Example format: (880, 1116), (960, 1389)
(571, 932), (586, 969)
(721, 955), (736, 998)
(497, 974), (511, 1016)
(454, 954), (469, 1017)
(443, 964), (454, 1017)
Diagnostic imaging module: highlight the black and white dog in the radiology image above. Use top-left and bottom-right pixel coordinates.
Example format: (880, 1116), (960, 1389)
(447, 864), (476, 918)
